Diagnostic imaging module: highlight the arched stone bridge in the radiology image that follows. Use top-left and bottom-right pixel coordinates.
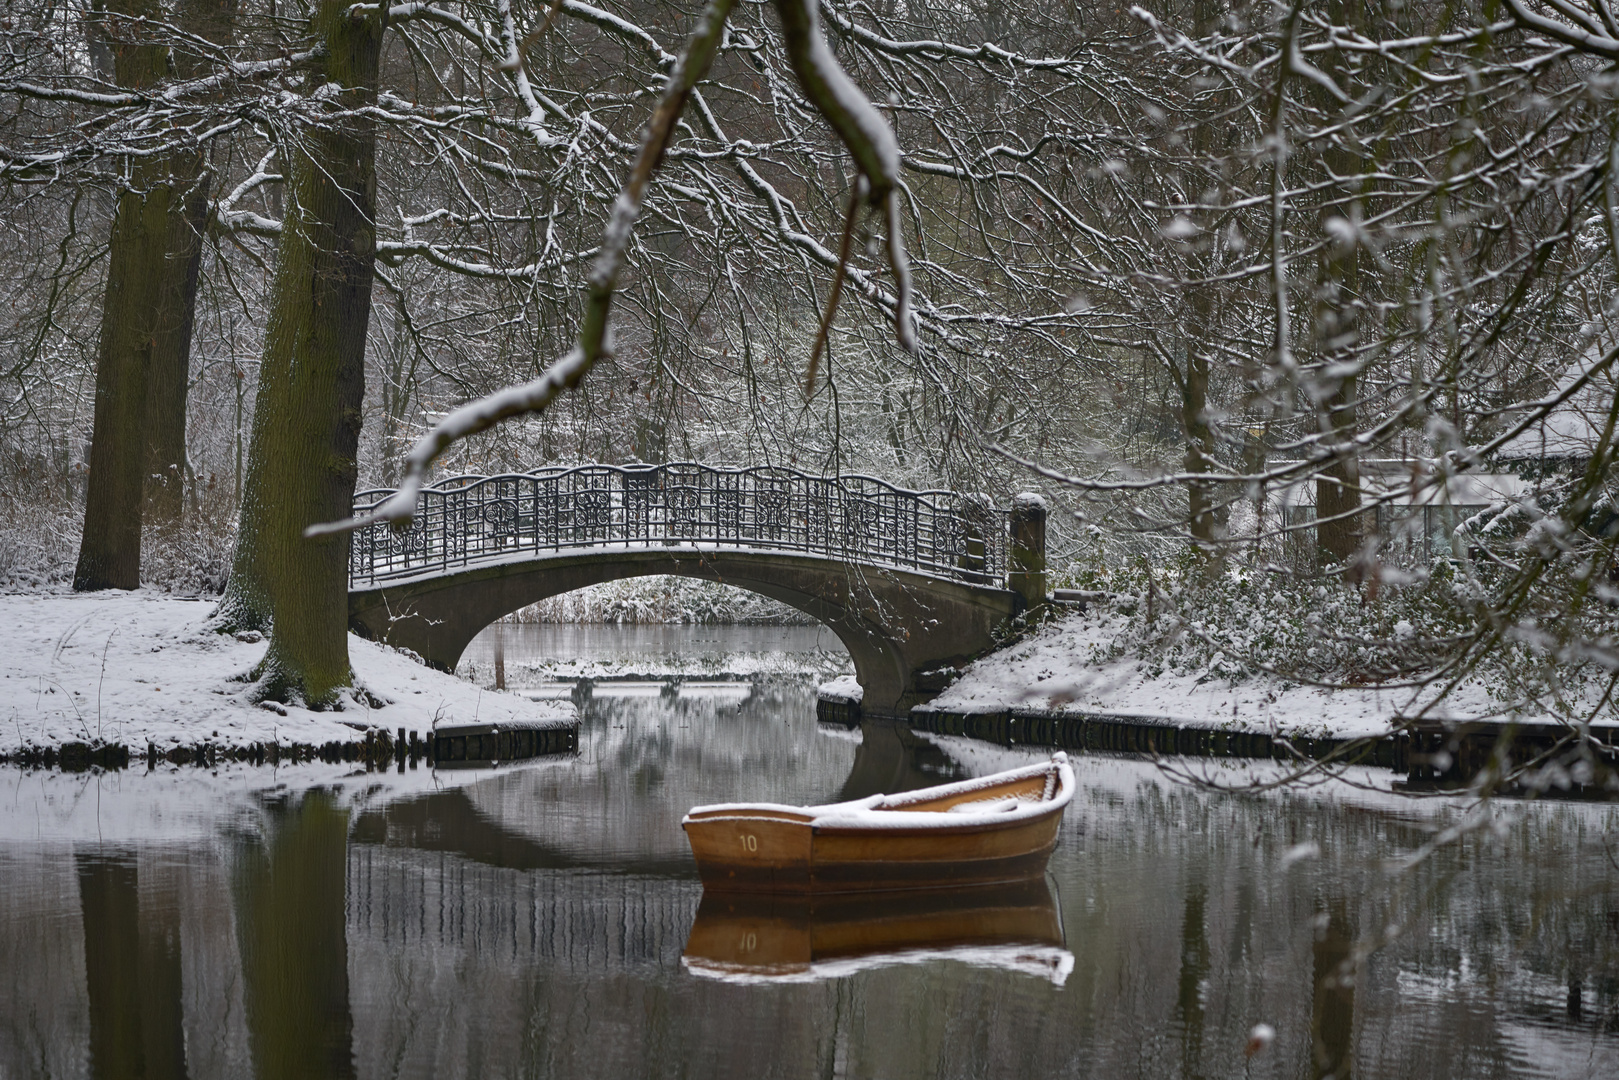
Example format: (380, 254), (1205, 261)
(346, 463), (1047, 716)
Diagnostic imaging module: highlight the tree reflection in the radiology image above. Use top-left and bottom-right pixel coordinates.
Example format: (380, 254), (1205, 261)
(1312, 901), (1356, 1080)
(76, 855), (188, 1080)
(232, 792), (356, 1080)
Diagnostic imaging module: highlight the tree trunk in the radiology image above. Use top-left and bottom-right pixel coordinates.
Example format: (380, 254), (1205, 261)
(144, 0), (235, 521)
(1180, 0), (1220, 566)
(218, 0), (382, 705)
(75, 0), (230, 585)
(1182, 337), (1219, 559)
(1312, 0), (1366, 572)
(73, 0), (172, 591)
(142, 172), (210, 522)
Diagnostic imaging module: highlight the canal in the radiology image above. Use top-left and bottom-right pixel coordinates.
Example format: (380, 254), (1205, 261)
(1, 624), (1616, 1078)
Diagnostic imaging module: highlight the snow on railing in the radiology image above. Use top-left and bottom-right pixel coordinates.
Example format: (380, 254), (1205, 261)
(348, 462), (1010, 587)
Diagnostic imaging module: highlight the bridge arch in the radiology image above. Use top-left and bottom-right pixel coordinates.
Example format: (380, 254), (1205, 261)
(346, 464), (1046, 715)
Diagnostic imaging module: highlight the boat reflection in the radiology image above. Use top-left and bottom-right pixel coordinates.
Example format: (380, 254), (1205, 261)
(682, 877), (1073, 985)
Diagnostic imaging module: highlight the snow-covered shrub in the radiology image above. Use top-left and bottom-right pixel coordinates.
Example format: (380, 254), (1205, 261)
(1047, 546), (1618, 717)
(0, 488), (235, 596)
(0, 490), (80, 590)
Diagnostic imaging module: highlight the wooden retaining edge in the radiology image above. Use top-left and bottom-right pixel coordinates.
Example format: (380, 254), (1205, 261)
(820, 695), (1409, 770)
(1, 717), (583, 773)
(823, 694), (1619, 784)
(430, 721), (579, 768)
(905, 705), (1411, 770)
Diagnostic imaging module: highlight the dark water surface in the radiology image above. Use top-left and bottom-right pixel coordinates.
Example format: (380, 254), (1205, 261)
(3, 627), (1618, 1079)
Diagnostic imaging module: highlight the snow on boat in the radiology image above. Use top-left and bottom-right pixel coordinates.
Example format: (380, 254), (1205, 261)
(682, 752), (1075, 893)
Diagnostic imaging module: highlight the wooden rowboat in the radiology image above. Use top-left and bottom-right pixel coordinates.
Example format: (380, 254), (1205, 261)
(682, 752), (1074, 893)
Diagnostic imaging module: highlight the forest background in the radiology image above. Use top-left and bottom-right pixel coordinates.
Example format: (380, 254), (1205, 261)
(5, 0), (1619, 740)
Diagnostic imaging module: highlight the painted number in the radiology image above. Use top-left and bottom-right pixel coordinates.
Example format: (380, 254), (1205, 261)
(740, 834), (758, 852)
(739, 932), (758, 952)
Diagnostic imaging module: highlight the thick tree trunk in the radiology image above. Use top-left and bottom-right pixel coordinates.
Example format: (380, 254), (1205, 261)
(74, 0), (228, 584)
(74, 0), (171, 591)
(75, 180), (171, 590)
(143, 0), (236, 520)
(218, 0), (381, 705)
(142, 175), (210, 521)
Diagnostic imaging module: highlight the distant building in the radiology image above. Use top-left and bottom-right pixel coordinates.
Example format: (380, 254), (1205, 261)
(1277, 461), (1525, 562)
(1277, 338), (1618, 561)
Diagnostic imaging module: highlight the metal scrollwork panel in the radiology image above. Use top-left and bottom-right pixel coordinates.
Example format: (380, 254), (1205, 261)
(349, 463), (1008, 586)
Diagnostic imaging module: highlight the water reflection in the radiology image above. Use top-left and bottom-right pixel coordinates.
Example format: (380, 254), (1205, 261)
(1, 664), (1619, 1078)
(233, 794), (355, 1080)
(77, 855), (187, 1080)
(683, 879), (1071, 984)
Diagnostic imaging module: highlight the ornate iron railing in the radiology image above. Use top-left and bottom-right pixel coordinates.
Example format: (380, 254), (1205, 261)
(348, 463), (1009, 588)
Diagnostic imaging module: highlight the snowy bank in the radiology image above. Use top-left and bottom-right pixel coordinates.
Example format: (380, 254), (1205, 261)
(816, 674), (862, 705)
(924, 608), (1613, 741)
(0, 591), (574, 758)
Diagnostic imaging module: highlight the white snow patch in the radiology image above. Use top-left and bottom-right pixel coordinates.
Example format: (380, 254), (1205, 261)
(924, 608), (1609, 741)
(1013, 492), (1047, 511)
(0, 591), (574, 756)
(817, 674), (863, 704)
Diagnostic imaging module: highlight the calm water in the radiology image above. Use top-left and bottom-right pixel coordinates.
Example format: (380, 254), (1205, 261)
(2, 625), (1618, 1079)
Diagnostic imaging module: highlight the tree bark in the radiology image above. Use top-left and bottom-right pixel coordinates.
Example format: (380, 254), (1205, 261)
(144, 0), (235, 521)
(1180, 0), (1221, 566)
(217, 0), (382, 705)
(73, 0), (173, 590)
(1311, 0), (1366, 572)
(141, 171), (210, 522)
(74, 0), (230, 585)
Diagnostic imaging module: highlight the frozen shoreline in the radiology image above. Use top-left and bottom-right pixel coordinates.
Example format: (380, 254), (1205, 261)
(0, 591), (575, 759)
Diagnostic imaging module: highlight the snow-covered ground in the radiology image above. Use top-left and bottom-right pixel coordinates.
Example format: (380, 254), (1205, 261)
(923, 608), (1608, 740)
(0, 591), (574, 757)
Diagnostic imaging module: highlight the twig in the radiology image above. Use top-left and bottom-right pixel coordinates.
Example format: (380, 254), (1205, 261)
(805, 176), (865, 398)
(97, 629), (117, 743)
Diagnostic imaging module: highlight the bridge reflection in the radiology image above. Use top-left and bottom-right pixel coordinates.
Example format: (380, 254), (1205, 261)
(350, 714), (953, 878)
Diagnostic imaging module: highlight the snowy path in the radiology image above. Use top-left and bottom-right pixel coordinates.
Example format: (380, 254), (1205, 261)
(0, 591), (574, 757)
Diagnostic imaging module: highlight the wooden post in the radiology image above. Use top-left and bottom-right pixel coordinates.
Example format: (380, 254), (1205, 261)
(1009, 493), (1047, 613)
(493, 620), (506, 690)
